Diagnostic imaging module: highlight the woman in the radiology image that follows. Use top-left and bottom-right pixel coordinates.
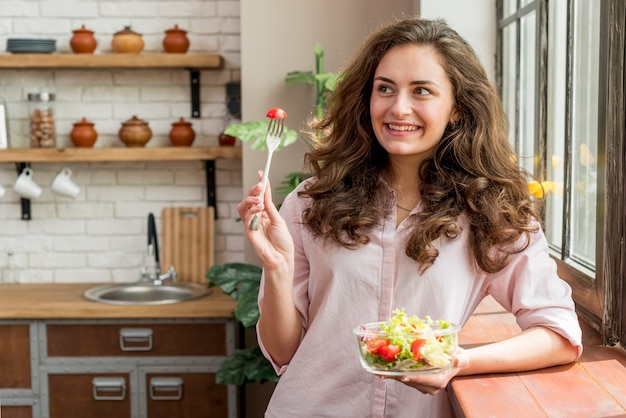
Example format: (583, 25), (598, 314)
(238, 17), (582, 417)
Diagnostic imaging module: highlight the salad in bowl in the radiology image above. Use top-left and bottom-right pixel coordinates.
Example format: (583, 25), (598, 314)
(353, 308), (459, 376)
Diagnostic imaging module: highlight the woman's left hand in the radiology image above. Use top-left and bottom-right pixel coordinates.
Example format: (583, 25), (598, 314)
(382, 347), (469, 395)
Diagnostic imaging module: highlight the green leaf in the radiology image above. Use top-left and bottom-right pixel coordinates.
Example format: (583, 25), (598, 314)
(234, 291), (260, 328)
(284, 70), (316, 85)
(206, 263), (262, 301)
(275, 171), (311, 196)
(224, 121), (299, 151)
(215, 347), (279, 385)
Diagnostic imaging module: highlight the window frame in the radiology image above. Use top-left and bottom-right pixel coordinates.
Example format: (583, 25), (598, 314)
(496, 0), (625, 346)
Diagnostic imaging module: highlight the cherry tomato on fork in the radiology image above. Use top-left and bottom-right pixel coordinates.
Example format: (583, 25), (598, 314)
(266, 107), (287, 119)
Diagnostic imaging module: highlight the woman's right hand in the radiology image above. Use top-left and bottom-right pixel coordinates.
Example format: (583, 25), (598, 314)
(237, 174), (294, 271)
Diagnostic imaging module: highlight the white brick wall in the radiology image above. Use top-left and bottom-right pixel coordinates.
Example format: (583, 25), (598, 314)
(0, 0), (244, 284)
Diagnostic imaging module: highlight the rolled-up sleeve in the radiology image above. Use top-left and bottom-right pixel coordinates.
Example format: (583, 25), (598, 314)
(485, 226), (583, 358)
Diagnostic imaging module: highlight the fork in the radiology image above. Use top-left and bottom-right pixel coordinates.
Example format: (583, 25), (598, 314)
(249, 117), (285, 230)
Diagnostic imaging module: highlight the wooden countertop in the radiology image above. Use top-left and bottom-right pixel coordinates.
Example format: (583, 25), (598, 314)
(450, 296), (626, 417)
(0, 283), (237, 319)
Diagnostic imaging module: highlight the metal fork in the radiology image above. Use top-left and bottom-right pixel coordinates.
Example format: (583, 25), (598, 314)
(249, 117), (285, 230)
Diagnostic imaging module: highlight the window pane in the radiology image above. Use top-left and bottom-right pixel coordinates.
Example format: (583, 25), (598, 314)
(502, 22), (518, 147)
(518, 12), (537, 174)
(569, 0), (600, 269)
(545, 0), (568, 251)
(503, 0), (518, 17)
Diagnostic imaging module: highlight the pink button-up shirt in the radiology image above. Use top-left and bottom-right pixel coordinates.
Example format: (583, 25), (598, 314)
(258, 179), (582, 418)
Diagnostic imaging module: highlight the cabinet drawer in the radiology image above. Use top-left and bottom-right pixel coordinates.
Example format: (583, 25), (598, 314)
(1, 406), (33, 418)
(48, 373), (130, 418)
(46, 322), (226, 357)
(0, 324), (31, 388)
(145, 373), (227, 418)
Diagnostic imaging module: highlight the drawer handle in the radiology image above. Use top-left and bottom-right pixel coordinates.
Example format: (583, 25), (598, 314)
(119, 328), (153, 351)
(150, 377), (183, 401)
(92, 377), (126, 401)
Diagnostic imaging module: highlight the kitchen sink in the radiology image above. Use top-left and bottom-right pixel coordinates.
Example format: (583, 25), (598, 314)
(83, 282), (211, 305)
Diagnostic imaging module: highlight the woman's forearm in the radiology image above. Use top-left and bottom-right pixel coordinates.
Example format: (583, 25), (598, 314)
(258, 266), (303, 367)
(459, 326), (579, 376)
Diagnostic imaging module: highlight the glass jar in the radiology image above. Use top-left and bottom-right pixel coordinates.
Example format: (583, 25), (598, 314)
(28, 92), (56, 148)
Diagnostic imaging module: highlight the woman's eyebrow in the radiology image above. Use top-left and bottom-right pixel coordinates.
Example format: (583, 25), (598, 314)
(373, 76), (441, 88)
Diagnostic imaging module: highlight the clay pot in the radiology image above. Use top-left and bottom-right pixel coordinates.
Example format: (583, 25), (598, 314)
(119, 116), (152, 147)
(70, 117), (98, 147)
(163, 24), (190, 53)
(218, 131), (237, 146)
(70, 25), (97, 54)
(111, 26), (144, 53)
(169, 117), (196, 146)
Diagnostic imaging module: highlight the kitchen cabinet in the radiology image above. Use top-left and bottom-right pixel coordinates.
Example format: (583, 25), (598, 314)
(0, 318), (236, 418)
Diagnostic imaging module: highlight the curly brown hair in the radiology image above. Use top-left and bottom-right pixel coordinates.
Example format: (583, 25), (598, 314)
(299, 17), (539, 274)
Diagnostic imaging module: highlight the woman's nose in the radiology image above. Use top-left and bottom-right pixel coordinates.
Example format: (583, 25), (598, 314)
(390, 93), (412, 116)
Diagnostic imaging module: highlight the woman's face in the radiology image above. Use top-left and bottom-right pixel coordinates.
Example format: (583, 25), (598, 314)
(370, 44), (457, 162)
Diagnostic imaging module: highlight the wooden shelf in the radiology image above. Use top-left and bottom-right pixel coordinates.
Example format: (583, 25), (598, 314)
(0, 53), (223, 69)
(0, 146), (241, 163)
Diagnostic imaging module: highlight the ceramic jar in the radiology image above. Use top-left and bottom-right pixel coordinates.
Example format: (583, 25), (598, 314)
(163, 24), (190, 53)
(169, 117), (195, 146)
(70, 25), (97, 54)
(119, 116), (152, 147)
(111, 26), (144, 53)
(218, 131), (237, 146)
(70, 117), (98, 147)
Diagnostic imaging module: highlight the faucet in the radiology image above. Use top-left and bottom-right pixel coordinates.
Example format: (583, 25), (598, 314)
(141, 213), (177, 285)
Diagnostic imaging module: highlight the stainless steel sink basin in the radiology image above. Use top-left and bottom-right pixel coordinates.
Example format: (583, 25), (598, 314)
(84, 282), (211, 305)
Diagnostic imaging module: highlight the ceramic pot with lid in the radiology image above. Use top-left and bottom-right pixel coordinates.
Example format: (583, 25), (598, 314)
(70, 24), (97, 54)
(70, 117), (98, 147)
(169, 117), (196, 146)
(111, 26), (144, 53)
(163, 24), (190, 53)
(119, 116), (152, 147)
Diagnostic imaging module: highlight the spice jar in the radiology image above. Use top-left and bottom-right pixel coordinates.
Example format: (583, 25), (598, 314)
(28, 92), (56, 148)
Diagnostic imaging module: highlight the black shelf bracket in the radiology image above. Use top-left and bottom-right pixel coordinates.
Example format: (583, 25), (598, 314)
(205, 160), (217, 219)
(189, 69), (201, 119)
(15, 162), (31, 220)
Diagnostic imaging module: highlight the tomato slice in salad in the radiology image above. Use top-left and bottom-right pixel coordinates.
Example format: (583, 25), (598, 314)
(410, 339), (426, 362)
(366, 338), (389, 355)
(266, 107), (287, 119)
(378, 344), (401, 362)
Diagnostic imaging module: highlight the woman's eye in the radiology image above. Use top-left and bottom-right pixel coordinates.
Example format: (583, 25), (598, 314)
(378, 85), (393, 94)
(415, 87), (431, 96)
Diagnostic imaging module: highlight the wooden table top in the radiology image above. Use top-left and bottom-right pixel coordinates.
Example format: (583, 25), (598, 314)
(0, 283), (237, 319)
(450, 296), (626, 417)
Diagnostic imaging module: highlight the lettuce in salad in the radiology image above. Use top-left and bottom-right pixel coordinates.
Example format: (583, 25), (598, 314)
(358, 308), (456, 372)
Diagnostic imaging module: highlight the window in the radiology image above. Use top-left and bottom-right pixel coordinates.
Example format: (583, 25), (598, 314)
(497, 0), (625, 345)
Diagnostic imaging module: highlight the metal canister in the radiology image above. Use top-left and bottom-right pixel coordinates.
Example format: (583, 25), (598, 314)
(28, 92), (56, 148)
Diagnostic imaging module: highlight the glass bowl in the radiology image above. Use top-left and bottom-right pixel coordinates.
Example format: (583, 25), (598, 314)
(353, 320), (459, 376)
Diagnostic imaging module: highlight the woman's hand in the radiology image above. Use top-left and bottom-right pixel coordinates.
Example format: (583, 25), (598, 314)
(237, 173), (294, 270)
(381, 348), (469, 395)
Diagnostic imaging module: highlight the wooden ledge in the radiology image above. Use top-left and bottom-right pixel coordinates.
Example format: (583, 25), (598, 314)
(450, 296), (626, 417)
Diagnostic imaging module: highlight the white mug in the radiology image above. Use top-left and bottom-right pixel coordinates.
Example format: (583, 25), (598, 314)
(13, 167), (42, 199)
(52, 167), (80, 198)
